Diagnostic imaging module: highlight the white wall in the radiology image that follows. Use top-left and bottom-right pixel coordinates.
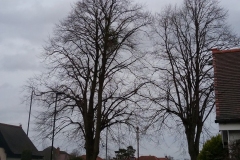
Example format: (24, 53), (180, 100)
(228, 130), (240, 142)
(219, 123), (240, 130)
(219, 124), (240, 148)
(0, 148), (6, 160)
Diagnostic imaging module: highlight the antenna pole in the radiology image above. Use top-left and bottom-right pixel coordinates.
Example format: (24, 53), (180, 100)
(27, 90), (34, 136)
(136, 126), (139, 160)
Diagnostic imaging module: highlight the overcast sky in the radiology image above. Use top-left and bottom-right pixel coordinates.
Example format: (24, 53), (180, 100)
(0, 0), (240, 159)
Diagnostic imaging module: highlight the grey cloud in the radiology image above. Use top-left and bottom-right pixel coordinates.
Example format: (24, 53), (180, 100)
(0, 53), (41, 71)
(0, 83), (20, 108)
(0, 83), (29, 131)
(219, 0), (240, 34)
(0, 0), (78, 44)
(0, 0), (78, 72)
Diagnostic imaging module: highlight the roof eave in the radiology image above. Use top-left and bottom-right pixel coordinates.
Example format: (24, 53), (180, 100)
(215, 118), (240, 123)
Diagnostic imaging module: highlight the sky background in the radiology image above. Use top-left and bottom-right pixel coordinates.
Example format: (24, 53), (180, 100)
(0, 0), (240, 159)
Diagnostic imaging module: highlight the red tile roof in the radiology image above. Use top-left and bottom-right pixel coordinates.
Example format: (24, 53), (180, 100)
(139, 156), (168, 160)
(139, 156), (158, 160)
(212, 48), (240, 122)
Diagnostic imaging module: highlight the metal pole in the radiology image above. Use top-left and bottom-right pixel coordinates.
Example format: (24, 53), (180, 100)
(136, 126), (139, 160)
(27, 90), (34, 136)
(106, 126), (108, 160)
(51, 93), (58, 160)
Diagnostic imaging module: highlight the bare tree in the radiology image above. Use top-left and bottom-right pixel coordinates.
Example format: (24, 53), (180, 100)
(26, 1), (149, 160)
(146, 0), (239, 159)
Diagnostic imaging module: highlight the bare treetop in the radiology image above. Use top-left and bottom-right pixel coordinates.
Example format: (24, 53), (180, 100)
(143, 0), (240, 159)
(27, 1), (150, 160)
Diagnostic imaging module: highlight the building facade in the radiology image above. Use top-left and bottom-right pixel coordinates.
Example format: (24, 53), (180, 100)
(212, 48), (240, 147)
(0, 123), (43, 160)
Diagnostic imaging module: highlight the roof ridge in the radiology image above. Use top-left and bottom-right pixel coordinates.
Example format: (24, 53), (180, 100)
(0, 123), (22, 128)
(211, 48), (240, 54)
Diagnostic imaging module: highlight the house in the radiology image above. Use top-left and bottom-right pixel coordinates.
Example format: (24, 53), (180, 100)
(0, 123), (43, 160)
(42, 146), (70, 160)
(56, 149), (70, 160)
(80, 155), (103, 160)
(212, 48), (240, 147)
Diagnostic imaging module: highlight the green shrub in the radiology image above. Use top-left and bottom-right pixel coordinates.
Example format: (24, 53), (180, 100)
(198, 134), (228, 160)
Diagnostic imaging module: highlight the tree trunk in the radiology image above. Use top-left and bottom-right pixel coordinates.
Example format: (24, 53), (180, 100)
(187, 136), (199, 160)
(185, 124), (201, 160)
(189, 152), (198, 160)
(86, 138), (96, 160)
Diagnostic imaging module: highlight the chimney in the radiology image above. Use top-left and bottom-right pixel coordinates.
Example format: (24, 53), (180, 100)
(211, 48), (219, 54)
(56, 147), (60, 156)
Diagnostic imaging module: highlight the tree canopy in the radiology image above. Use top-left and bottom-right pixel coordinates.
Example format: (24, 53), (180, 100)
(142, 0), (240, 159)
(114, 146), (136, 160)
(27, 0), (149, 160)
